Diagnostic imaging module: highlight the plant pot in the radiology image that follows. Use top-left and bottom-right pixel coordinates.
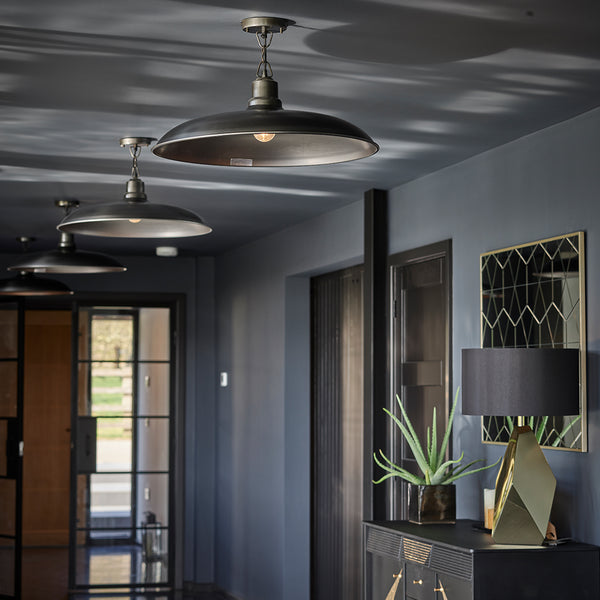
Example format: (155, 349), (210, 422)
(407, 483), (456, 524)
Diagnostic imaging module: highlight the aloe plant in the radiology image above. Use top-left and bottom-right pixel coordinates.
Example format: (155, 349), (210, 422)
(373, 388), (499, 485)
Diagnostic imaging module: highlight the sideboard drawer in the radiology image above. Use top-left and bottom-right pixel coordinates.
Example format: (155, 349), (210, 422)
(406, 562), (435, 600)
(364, 521), (600, 600)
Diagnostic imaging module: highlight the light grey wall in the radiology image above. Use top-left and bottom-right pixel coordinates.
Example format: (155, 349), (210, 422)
(214, 203), (363, 600)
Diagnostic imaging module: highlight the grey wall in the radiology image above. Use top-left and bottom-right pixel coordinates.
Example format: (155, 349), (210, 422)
(213, 105), (600, 600)
(214, 203), (363, 600)
(387, 105), (600, 543)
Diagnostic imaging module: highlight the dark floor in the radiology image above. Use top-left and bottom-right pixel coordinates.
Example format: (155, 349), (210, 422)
(21, 547), (230, 600)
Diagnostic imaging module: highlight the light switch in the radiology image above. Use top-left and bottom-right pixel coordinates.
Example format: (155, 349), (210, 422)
(220, 372), (229, 387)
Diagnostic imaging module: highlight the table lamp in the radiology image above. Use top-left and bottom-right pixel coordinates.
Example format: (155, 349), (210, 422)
(462, 348), (580, 545)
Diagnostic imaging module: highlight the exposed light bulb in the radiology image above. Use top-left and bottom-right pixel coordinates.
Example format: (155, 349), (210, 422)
(129, 218), (142, 224)
(253, 132), (275, 143)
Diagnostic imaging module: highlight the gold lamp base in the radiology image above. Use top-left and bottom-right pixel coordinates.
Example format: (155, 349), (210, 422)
(492, 426), (556, 545)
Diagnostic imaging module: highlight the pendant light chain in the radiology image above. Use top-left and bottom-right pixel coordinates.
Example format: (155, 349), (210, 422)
(129, 143), (143, 180)
(255, 28), (274, 79)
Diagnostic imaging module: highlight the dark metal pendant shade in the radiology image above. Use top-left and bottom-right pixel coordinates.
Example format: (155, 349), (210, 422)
(0, 272), (73, 296)
(57, 138), (212, 238)
(9, 205), (127, 273)
(152, 108), (379, 167)
(8, 241), (126, 274)
(57, 201), (212, 238)
(152, 16), (378, 167)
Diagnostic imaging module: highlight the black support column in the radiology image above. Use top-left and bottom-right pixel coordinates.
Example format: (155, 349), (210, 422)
(363, 189), (388, 521)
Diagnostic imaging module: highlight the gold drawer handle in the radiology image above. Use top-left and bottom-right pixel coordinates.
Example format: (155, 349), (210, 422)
(413, 579), (423, 585)
(435, 580), (449, 600)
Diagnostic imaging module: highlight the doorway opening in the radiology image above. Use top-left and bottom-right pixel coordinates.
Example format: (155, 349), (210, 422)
(0, 295), (183, 599)
(310, 265), (364, 600)
(71, 304), (177, 593)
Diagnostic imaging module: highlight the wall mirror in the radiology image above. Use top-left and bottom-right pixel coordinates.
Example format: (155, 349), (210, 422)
(480, 231), (586, 451)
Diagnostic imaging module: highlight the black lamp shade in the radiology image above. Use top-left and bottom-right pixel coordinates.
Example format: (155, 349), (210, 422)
(461, 348), (580, 416)
(152, 108), (379, 167)
(0, 272), (73, 296)
(8, 248), (126, 274)
(57, 202), (212, 238)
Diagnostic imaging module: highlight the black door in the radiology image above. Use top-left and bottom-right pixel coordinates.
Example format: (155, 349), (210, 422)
(311, 266), (364, 600)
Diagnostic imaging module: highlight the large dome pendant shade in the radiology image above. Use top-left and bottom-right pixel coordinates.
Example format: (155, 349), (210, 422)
(8, 200), (126, 274)
(57, 138), (212, 238)
(0, 272), (74, 296)
(0, 237), (73, 296)
(152, 17), (379, 167)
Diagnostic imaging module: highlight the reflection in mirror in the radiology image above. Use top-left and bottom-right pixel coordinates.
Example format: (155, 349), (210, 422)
(480, 232), (586, 451)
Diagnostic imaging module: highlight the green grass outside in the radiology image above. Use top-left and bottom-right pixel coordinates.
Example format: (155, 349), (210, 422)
(92, 375), (123, 387)
(97, 417), (131, 439)
(92, 392), (123, 405)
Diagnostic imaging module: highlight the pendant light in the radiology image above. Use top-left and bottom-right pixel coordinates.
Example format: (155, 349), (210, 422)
(8, 200), (126, 274)
(0, 237), (73, 296)
(152, 16), (379, 167)
(57, 138), (212, 238)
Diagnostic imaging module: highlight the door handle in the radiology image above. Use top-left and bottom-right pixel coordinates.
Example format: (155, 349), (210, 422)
(76, 416), (97, 473)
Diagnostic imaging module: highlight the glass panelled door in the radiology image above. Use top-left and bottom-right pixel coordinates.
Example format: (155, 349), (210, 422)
(0, 302), (22, 600)
(70, 306), (173, 593)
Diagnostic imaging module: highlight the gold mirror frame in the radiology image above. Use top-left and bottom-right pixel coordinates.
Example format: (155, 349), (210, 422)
(480, 231), (586, 451)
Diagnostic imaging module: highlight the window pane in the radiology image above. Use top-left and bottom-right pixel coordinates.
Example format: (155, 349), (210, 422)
(0, 362), (17, 418)
(91, 315), (133, 362)
(137, 473), (169, 527)
(0, 537), (15, 596)
(91, 363), (133, 417)
(88, 473), (132, 528)
(138, 363), (170, 416)
(0, 478), (16, 536)
(96, 417), (132, 472)
(138, 308), (170, 361)
(0, 307), (18, 359)
(75, 533), (168, 586)
(137, 418), (168, 472)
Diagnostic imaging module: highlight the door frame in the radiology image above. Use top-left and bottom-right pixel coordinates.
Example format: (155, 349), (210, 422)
(67, 292), (186, 593)
(387, 240), (452, 519)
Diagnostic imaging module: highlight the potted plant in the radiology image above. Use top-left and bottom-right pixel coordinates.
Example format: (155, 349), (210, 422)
(373, 388), (499, 524)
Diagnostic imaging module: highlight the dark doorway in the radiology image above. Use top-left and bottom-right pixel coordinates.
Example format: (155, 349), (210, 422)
(310, 265), (364, 600)
(388, 241), (452, 519)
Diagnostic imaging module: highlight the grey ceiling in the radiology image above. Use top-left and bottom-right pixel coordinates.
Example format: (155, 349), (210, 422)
(2, 0), (600, 257)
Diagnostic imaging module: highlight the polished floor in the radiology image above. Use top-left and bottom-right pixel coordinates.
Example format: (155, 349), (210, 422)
(21, 547), (230, 600)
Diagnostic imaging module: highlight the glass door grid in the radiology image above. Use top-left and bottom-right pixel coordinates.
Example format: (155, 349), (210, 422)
(71, 306), (173, 592)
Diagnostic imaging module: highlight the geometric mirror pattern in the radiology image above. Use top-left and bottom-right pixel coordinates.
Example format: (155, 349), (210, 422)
(480, 232), (586, 451)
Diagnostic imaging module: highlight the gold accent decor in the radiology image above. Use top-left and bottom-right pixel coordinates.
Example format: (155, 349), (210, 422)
(480, 231), (586, 451)
(384, 569), (403, 600)
(403, 538), (432, 564)
(492, 426), (556, 545)
(435, 580), (449, 600)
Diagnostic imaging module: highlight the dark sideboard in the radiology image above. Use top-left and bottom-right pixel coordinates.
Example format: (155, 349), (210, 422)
(364, 520), (600, 600)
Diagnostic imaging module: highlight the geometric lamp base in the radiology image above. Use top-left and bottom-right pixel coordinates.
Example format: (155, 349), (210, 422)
(492, 426), (556, 545)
